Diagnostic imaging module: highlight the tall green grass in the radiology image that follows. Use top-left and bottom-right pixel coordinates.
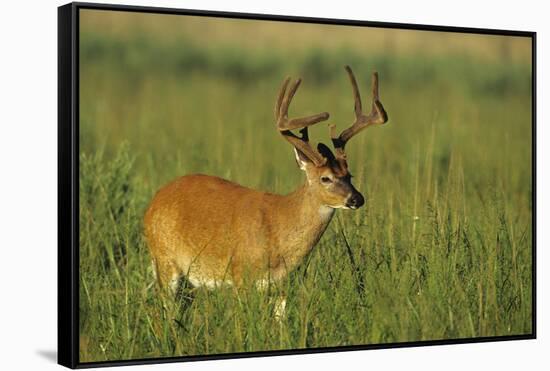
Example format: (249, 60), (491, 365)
(78, 23), (532, 363)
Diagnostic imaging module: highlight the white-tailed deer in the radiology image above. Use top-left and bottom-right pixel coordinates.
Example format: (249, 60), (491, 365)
(144, 66), (388, 308)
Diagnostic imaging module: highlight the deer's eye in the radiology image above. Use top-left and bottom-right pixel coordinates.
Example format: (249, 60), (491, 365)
(320, 176), (333, 184)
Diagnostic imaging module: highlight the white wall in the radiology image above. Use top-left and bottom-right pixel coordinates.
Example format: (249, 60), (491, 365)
(0, 0), (545, 370)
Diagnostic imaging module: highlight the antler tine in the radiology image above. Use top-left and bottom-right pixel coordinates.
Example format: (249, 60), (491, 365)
(277, 79), (330, 131)
(279, 78), (302, 121)
(371, 71), (380, 102)
(332, 66), (388, 153)
(275, 77), (330, 167)
(346, 65), (363, 119)
(274, 77), (291, 120)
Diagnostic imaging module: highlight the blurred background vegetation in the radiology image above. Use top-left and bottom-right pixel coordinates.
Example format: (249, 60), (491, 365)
(79, 9), (532, 363)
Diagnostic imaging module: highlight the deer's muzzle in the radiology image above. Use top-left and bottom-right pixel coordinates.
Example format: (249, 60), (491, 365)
(346, 192), (365, 209)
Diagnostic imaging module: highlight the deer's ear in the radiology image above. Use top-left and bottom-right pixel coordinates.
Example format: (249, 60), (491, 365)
(294, 148), (313, 171)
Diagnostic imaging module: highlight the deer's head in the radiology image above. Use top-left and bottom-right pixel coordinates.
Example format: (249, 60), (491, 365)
(275, 66), (388, 210)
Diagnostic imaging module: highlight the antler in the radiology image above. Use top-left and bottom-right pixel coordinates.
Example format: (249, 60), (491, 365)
(330, 66), (388, 160)
(275, 77), (330, 167)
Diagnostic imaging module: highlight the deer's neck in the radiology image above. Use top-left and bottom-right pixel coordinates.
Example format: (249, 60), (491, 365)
(286, 183), (335, 225)
(269, 183), (335, 278)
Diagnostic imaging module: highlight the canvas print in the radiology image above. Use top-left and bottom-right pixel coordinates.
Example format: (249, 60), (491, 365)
(77, 8), (533, 364)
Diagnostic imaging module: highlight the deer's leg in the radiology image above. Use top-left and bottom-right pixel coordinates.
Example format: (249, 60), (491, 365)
(255, 279), (287, 321)
(273, 295), (287, 321)
(153, 257), (181, 295)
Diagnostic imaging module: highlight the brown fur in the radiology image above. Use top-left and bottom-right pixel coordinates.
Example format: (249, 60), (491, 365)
(144, 160), (353, 289)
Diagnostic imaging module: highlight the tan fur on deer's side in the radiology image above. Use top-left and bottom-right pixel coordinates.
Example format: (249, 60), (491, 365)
(144, 173), (335, 288)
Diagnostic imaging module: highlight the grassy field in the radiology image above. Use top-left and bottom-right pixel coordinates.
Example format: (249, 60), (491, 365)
(78, 10), (533, 363)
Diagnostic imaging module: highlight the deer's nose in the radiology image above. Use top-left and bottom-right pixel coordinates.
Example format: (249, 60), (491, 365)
(346, 192), (365, 209)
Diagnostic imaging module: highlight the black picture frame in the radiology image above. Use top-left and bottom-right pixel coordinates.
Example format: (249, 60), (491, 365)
(58, 2), (537, 368)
